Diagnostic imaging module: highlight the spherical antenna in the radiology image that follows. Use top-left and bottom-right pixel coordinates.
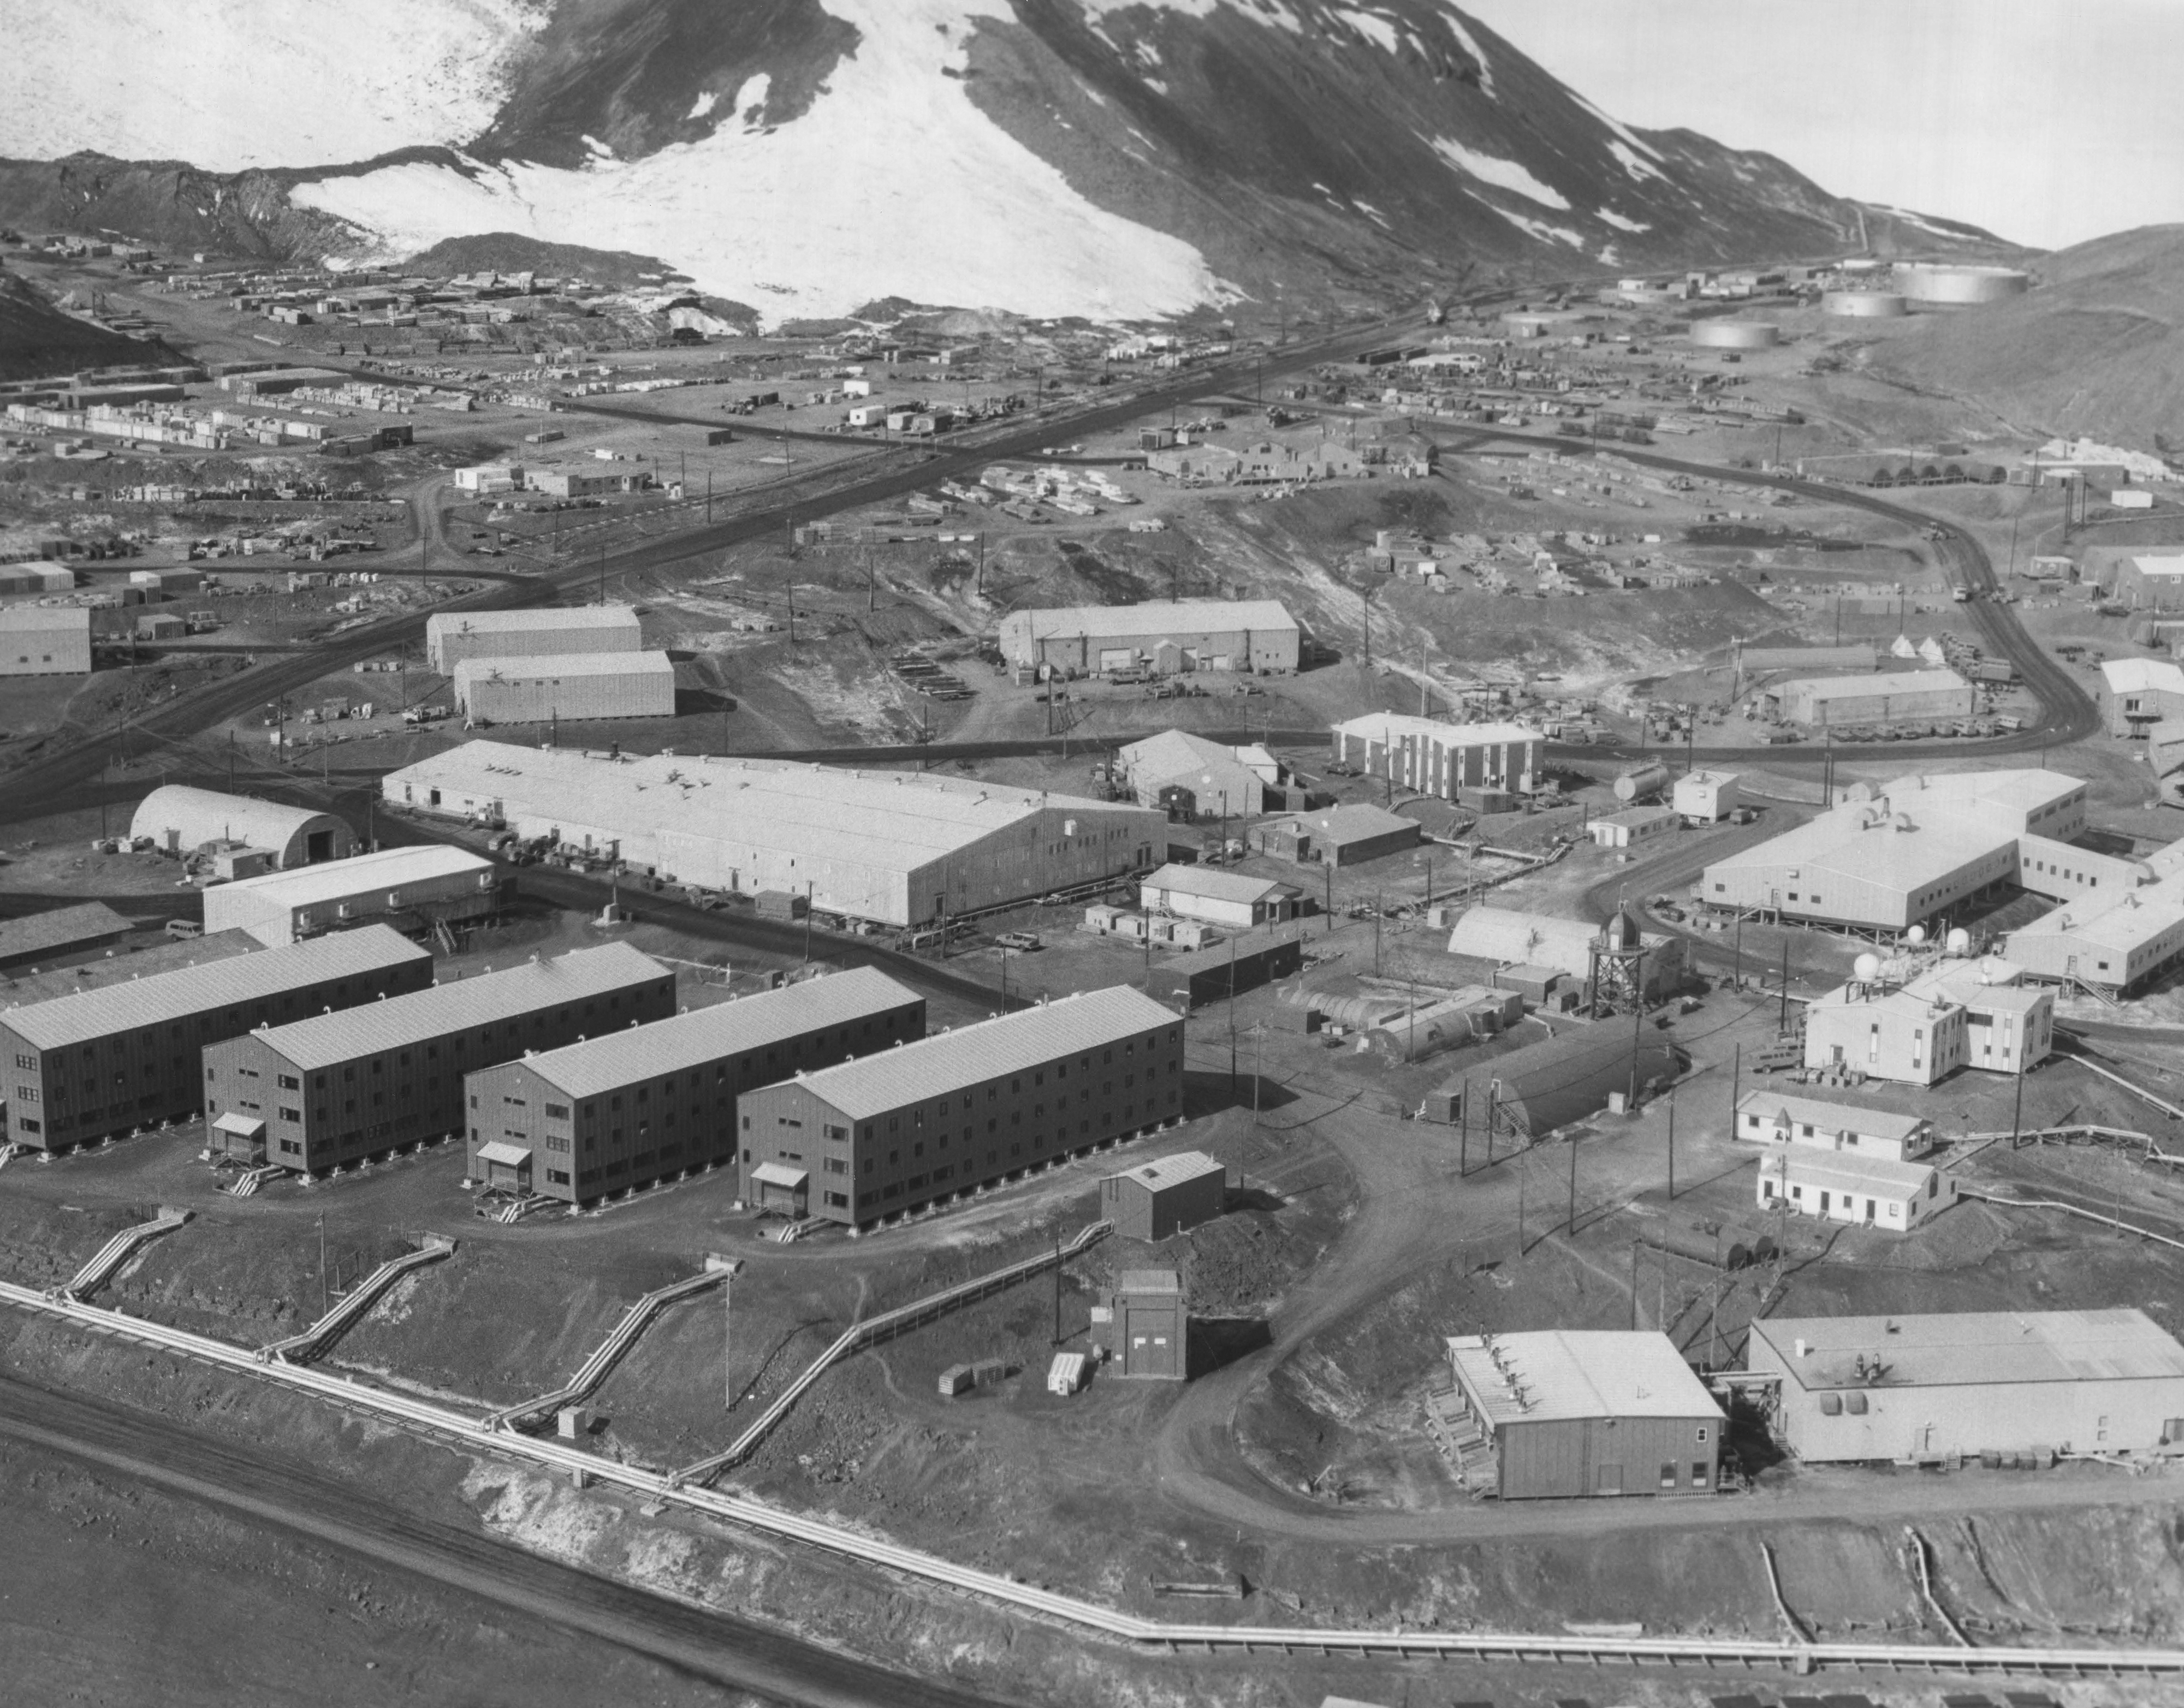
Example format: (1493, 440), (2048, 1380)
(1906, 924), (1926, 947)
(1853, 953), (1882, 982)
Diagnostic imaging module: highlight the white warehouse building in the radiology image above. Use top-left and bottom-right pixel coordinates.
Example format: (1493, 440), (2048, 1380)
(425, 605), (644, 674)
(1329, 713), (1541, 798)
(381, 742), (1164, 929)
(453, 651), (676, 724)
(0, 605), (92, 676)
(201, 844), (504, 946)
(997, 599), (1300, 676)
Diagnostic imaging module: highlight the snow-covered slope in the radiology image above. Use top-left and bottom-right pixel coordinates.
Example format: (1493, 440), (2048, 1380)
(0, 0), (2007, 324)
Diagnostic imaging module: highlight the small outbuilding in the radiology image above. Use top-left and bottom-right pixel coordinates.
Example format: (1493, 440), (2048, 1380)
(1672, 770), (1741, 823)
(1146, 928), (1303, 1009)
(1253, 803), (1421, 866)
(1102, 1269), (1187, 1379)
(1139, 863), (1298, 930)
(1100, 1150), (1225, 1242)
(1589, 805), (1678, 849)
(1754, 1145), (1955, 1233)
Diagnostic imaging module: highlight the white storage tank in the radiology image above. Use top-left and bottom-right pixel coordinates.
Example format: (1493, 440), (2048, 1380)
(1614, 760), (1670, 803)
(1822, 291), (1909, 319)
(1893, 264), (2030, 306)
(1688, 319), (1780, 350)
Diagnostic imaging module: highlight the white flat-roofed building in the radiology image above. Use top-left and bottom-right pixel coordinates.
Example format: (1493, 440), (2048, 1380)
(1749, 1308), (2184, 1463)
(0, 605), (91, 675)
(131, 785), (355, 870)
(1589, 805), (1677, 849)
(1734, 1091), (1934, 1160)
(452, 651), (675, 724)
(1138, 863), (1298, 930)
(1776, 669), (1975, 726)
(382, 741), (1162, 930)
(465, 966), (925, 1204)
(425, 605), (643, 674)
(1442, 1330), (1723, 1500)
(201, 844), (503, 947)
(1755, 1144), (1955, 1231)
(2108, 552), (2184, 610)
(1802, 953), (2050, 1085)
(1329, 713), (1541, 798)
(998, 599), (1299, 676)
(2007, 877), (2184, 995)
(737, 985), (1184, 1228)
(1700, 770), (2087, 933)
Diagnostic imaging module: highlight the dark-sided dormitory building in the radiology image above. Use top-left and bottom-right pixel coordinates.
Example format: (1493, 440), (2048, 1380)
(201, 941), (673, 1174)
(737, 984), (1185, 1229)
(0, 925), (432, 1153)
(464, 965), (925, 1204)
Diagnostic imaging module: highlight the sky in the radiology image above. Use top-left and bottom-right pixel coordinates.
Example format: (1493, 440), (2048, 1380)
(1461, 0), (2184, 252)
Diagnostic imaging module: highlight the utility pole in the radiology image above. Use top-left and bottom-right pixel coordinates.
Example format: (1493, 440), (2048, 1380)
(1458, 1081), (1470, 1176)
(1730, 1042), (1741, 1147)
(1779, 938), (1791, 1034)
(1666, 1085), (1677, 1201)
(1630, 1240), (1641, 1331)
(1324, 864), (1333, 936)
(2011, 1047), (2027, 1147)
(1373, 892), (1382, 976)
(318, 1213), (329, 1315)
(802, 880), (814, 965)
(1051, 1230), (1064, 1347)
(1626, 944), (1647, 1110)
(1567, 1129), (1579, 1234)
(1227, 935), (1239, 1095)
(723, 1272), (733, 1409)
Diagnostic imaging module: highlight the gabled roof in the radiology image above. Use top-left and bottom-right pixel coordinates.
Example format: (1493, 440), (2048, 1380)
(1736, 1091), (1928, 1142)
(1108, 1150), (1222, 1192)
(1001, 599), (1298, 640)
(0, 901), (131, 961)
(244, 941), (667, 1072)
(211, 844), (492, 908)
(1273, 802), (1417, 845)
(777, 985), (1177, 1122)
(2102, 656), (2184, 696)
(0, 924), (427, 1050)
(1142, 863), (1297, 906)
(511, 966), (920, 1099)
(1756, 1142), (1936, 1196)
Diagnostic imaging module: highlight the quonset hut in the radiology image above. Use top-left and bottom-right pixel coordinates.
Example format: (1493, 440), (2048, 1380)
(130, 785), (355, 870)
(1429, 1029), (1682, 1136)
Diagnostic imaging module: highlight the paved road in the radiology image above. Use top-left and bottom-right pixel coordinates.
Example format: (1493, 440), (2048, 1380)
(0, 1372), (1011, 1708)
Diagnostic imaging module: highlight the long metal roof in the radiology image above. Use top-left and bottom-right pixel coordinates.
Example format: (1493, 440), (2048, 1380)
(451, 651), (674, 683)
(512, 966), (921, 1099)
(1446, 1330), (1722, 1426)
(1755, 1142), (1936, 1196)
(383, 741), (1158, 876)
(425, 605), (641, 640)
(0, 924), (427, 1050)
(1781, 668), (1969, 702)
(1002, 599), (1298, 641)
(1736, 1091), (1927, 1142)
(1272, 802), (1417, 846)
(245, 941), (668, 1072)
(210, 844), (494, 909)
(779, 985), (1178, 1121)
(0, 606), (90, 632)
(1753, 1308), (2184, 1390)
(0, 901), (131, 961)
(1107, 1150), (1222, 1192)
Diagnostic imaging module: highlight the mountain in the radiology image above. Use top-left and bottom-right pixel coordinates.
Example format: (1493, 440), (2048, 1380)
(1865, 225), (2184, 448)
(0, 1), (2008, 326)
(0, 262), (175, 380)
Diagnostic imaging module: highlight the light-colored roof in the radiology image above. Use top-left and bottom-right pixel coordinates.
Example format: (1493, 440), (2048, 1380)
(1118, 728), (1260, 786)
(476, 1140), (531, 1167)
(513, 966), (920, 1099)
(1003, 599), (1298, 641)
(2102, 656), (2184, 695)
(245, 941), (668, 1072)
(780, 985), (1177, 1122)
(1780, 668), (1970, 702)
(1273, 803), (1418, 845)
(2009, 882), (2184, 956)
(210, 844), (494, 908)
(2131, 554), (2184, 578)
(425, 605), (641, 640)
(750, 1161), (808, 1188)
(1908, 960), (2050, 1013)
(382, 742), (1158, 878)
(1108, 1150), (1222, 1192)
(0, 924), (426, 1050)
(1756, 1143), (1936, 1196)
(1597, 805), (1677, 828)
(1753, 1307), (2184, 1390)
(1448, 906), (1600, 971)
(0, 605), (89, 630)
(1737, 1091), (1928, 1141)
(1330, 713), (1539, 747)
(1445, 1330), (1722, 1426)
(1115, 1267), (1183, 1293)
(1142, 863), (1297, 906)
(129, 785), (342, 853)
(452, 651), (674, 684)
(0, 901), (131, 960)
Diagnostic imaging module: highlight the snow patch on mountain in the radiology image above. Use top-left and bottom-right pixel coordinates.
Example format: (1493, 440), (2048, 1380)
(292, 0), (1231, 324)
(1079, 0), (1306, 34)
(1338, 9), (1402, 51)
(0, 0), (542, 171)
(732, 73), (772, 126)
(1423, 136), (1570, 210)
(1596, 208), (1651, 234)
(1490, 207), (1584, 248)
(1439, 5), (1495, 96)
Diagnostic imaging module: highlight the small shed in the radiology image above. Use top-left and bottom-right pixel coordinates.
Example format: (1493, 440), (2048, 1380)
(1101, 1150), (1225, 1241)
(1589, 805), (1678, 849)
(1672, 770), (1741, 823)
(1147, 928), (1303, 1009)
(1105, 1269), (1186, 1379)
